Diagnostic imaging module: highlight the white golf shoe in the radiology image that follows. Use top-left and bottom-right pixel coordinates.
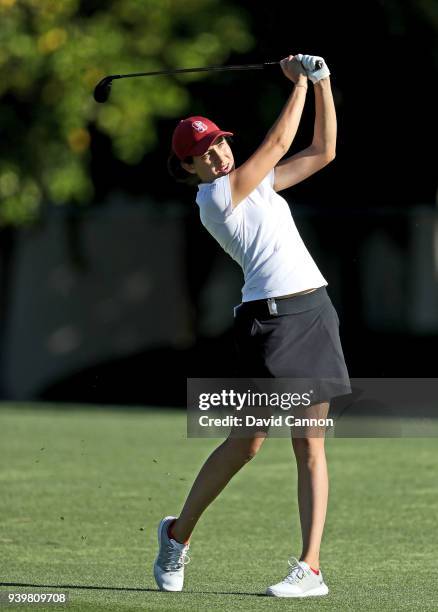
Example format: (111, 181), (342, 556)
(266, 556), (329, 598)
(153, 516), (190, 592)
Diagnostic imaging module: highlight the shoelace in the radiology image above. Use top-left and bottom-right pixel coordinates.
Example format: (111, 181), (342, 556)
(161, 541), (191, 572)
(282, 557), (306, 584)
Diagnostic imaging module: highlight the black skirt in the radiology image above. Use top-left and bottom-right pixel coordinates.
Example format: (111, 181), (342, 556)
(233, 286), (351, 403)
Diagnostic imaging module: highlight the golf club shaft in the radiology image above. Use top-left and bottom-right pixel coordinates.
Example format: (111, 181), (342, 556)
(107, 62), (280, 81)
(94, 60), (323, 102)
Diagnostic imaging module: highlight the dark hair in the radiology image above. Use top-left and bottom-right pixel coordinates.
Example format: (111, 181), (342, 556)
(167, 136), (234, 187)
(167, 152), (200, 186)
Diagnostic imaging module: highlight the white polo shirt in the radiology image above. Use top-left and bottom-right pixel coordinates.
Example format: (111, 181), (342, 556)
(196, 169), (327, 302)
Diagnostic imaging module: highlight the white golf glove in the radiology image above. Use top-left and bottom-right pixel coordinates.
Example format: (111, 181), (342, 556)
(296, 54), (330, 83)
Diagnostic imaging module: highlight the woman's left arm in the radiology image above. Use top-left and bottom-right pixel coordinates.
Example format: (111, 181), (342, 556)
(273, 77), (337, 192)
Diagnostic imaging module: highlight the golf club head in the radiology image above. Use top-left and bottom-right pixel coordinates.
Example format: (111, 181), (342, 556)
(93, 77), (113, 103)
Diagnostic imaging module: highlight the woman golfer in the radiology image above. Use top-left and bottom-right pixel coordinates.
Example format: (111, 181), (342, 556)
(155, 53), (350, 597)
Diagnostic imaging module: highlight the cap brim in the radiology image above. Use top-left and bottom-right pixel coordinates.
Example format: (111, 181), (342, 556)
(189, 130), (234, 157)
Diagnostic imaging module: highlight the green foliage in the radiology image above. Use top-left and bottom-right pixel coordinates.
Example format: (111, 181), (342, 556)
(0, 0), (253, 225)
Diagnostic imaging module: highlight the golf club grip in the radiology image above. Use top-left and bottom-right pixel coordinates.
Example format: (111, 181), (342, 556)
(264, 59), (324, 73)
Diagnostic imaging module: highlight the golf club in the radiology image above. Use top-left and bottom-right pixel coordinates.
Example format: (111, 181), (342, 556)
(93, 60), (323, 103)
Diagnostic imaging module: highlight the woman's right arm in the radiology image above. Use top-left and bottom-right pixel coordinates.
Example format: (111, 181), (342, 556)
(229, 55), (308, 208)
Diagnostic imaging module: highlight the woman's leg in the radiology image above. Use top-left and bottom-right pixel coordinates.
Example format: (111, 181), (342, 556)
(171, 433), (267, 544)
(291, 401), (329, 570)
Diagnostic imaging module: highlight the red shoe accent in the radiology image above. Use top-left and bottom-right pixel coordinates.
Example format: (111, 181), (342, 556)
(310, 567), (320, 575)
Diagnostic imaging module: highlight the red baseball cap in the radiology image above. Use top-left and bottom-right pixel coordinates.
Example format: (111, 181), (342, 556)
(172, 116), (233, 160)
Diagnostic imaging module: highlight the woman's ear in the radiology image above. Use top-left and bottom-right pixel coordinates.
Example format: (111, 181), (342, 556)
(181, 160), (197, 175)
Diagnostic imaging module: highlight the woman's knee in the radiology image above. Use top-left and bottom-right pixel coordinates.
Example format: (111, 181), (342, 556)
(225, 435), (266, 463)
(292, 436), (325, 462)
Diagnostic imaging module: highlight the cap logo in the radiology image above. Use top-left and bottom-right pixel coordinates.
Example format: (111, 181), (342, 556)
(192, 120), (208, 133)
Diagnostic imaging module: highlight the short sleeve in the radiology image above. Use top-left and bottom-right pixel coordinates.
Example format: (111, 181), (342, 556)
(196, 175), (234, 223)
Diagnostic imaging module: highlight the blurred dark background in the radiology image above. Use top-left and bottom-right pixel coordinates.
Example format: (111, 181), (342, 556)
(1, 0), (437, 407)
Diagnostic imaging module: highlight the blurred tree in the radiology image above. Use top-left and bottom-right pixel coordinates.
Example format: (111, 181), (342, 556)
(0, 0), (253, 225)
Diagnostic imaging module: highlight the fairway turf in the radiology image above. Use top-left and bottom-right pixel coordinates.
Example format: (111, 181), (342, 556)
(1, 403), (437, 611)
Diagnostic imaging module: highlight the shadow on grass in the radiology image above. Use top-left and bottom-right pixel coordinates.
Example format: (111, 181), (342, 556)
(0, 582), (265, 597)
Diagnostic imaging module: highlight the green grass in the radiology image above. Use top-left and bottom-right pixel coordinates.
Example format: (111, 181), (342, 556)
(1, 403), (437, 611)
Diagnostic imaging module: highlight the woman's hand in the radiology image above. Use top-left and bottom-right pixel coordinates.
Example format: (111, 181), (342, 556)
(280, 55), (308, 85)
(296, 54), (331, 84)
